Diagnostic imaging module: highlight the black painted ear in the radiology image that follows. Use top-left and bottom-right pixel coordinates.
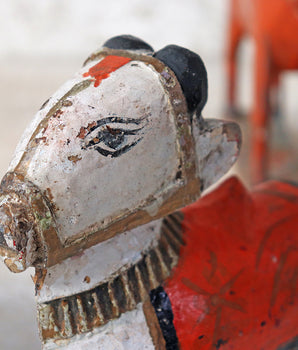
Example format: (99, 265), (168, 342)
(154, 45), (208, 117)
(103, 35), (154, 53)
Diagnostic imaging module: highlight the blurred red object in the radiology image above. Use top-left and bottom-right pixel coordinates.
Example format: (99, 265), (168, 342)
(166, 176), (298, 349)
(226, 0), (298, 183)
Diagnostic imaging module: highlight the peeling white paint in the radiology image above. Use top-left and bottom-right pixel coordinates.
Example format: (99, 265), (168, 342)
(0, 46), (242, 350)
(8, 75), (83, 172)
(193, 118), (241, 190)
(0, 49), (241, 275)
(37, 219), (162, 303)
(9, 58), (180, 244)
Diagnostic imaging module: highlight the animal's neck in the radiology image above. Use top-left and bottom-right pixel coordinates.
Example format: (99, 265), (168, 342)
(36, 212), (184, 347)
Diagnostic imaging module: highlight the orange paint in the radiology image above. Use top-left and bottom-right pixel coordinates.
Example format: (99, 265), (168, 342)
(165, 177), (298, 349)
(227, 0), (298, 183)
(83, 55), (132, 87)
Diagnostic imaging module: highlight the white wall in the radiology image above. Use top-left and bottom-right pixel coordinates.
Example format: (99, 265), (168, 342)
(0, 0), (227, 58)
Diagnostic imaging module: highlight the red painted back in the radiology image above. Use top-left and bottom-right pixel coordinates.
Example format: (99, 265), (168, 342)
(166, 177), (298, 349)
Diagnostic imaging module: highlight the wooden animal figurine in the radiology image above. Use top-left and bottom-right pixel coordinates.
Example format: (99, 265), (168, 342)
(0, 35), (296, 350)
(226, 0), (298, 183)
(0, 35), (241, 349)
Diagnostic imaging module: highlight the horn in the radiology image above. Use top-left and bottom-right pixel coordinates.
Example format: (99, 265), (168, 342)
(154, 45), (208, 117)
(103, 34), (154, 53)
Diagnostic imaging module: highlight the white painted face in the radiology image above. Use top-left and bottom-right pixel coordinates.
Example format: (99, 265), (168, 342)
(0, 47), (241, 271)
(7, 55), (182, 244)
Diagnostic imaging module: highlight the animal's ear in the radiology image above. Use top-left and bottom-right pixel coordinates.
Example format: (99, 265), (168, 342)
(154, 45), (208, 117)
(103, 35), (154, 53)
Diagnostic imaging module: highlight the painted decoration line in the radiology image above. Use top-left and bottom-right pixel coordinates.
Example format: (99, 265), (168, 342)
(80, 115), (149, 158)
(38, 212), (184, 344)
(150, 286), (179, 350)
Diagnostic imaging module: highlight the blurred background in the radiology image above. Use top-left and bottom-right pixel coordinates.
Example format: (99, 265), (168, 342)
(0, 0), (297, 348)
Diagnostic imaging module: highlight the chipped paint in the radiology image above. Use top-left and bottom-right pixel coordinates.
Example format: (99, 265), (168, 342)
(36, 219), (164, 302)
(193, 118), (241, 191)
(3, 55), (190, 251)
(0, 45), (241, 271)
(0, 38), (246, 350)
(38, 213), (184, 346)
(34, 211), (53, 231)
(83, 276), (90, 284)
(76, 121), (96, 139)
(67, 155), (82, 164)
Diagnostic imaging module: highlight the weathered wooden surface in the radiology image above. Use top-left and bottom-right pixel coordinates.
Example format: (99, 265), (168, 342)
(0, 36), (242, 349)
(0, 38), (241, 274)
(38, 178), (298, 349)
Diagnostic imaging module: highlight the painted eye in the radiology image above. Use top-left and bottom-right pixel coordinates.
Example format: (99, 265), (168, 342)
(81, 116), (148, 158)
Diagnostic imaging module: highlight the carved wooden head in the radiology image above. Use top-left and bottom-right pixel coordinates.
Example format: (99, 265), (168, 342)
(0, 35), (241, 273)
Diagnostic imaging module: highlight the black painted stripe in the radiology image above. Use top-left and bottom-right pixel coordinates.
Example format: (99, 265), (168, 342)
(158, 236), (174, 270)
(150, 286), (179, 350)
(111, 275), (127, 314)
(137, 256), (151, 291)
(67, 296), (79, 334)
(127, 265), (142, 305)
(95, 282), (113, 321)
(149, 249), (164, 280)
(80, 292), (97, 327)
(162, 225), (182, 255)
(163, 216), (185, 245)
(39, 211), (185, 342)
(50, 299), (64, 333)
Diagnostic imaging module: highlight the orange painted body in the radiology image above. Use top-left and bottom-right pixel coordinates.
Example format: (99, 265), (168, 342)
(227, 0), (298, 183)
(166, 177), (298, 349)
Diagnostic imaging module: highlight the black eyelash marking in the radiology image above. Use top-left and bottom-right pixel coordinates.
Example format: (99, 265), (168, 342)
(95, 139), (142, 158)
(81, 115), (148, 158)
(87, 116), (147, 132)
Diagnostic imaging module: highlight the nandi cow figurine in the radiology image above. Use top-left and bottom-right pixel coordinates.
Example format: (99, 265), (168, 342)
(226, 0), (298, 183)
(0, 35), (296, 349)
(0, 35), (240, 348)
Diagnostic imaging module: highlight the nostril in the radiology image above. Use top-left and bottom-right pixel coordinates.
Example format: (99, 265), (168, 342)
(17, 220), (31, 234)
(0, 203), (28, 272)
(0, 203), (31, 252)
(17, 221), (26, 230)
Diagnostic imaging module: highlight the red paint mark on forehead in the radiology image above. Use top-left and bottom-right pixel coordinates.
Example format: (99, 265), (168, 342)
(83, 55), (132, 87)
